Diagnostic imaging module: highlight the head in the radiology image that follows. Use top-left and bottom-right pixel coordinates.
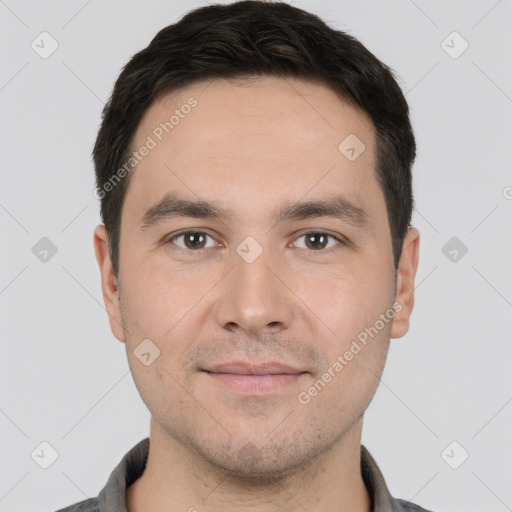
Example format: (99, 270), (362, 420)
(94, 1), (419, 479)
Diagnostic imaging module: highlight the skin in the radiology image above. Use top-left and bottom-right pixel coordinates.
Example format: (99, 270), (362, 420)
(94, 76), (420, 512)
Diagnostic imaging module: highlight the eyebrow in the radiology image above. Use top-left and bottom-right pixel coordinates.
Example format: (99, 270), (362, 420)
(140, 191), (369, 231)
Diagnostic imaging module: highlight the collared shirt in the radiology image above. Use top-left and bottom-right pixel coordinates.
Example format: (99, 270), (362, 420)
(55, 438), (433, 512)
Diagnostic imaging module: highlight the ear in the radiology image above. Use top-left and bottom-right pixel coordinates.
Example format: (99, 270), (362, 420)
(93, 224), (125, 342)
(390, 227), (420, 339)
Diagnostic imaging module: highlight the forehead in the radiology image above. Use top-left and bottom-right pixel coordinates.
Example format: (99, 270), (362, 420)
(124, 75), (382, 226)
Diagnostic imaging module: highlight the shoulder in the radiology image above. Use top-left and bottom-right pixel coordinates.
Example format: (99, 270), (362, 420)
(54, 497), (101, 512)
(396, 498), (435, 511)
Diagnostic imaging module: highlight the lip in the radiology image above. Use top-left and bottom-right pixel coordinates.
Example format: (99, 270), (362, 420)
(203, 361), (307, 394)
(207, 361), (305, 375)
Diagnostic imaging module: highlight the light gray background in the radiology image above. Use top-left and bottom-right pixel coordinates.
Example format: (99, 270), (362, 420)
(1, 0), (511, 511)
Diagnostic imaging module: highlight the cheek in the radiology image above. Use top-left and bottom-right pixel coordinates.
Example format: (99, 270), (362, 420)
(119, 254), (205, 337)
(119, 265), (207, 386)
(293, 261), (393, 347)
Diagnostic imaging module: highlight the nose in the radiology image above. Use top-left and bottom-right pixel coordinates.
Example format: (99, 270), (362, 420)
(212, 241), (294, 337)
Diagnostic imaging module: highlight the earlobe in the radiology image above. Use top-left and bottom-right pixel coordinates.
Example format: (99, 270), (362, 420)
(93, 225), (126, 342)
(390, 227), (420, 339)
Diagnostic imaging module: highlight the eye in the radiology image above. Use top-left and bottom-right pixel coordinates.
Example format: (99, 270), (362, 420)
(165, 230), (344, 254)
(292, 232), (343, 252)
(168, 231), (218, 252)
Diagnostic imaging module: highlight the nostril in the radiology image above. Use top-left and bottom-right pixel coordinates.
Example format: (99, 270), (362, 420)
(225, 322), (238, 332)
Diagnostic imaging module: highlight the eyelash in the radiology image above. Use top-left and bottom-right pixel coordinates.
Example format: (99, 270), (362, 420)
(165, 230), (345, 256)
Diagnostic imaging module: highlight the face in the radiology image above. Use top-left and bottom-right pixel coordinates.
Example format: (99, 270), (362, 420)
(95, 76), (419, 478)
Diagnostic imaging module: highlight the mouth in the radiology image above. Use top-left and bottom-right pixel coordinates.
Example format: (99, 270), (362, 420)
(202, 361), (308, 394)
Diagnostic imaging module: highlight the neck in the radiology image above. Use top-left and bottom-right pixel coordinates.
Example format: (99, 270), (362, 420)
(127, 417), (371, 512)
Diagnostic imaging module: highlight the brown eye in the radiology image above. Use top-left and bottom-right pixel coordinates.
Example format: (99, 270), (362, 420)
(293, 232), (342, 251)
(305, 233), (328, 250)
(170, 231), (216, 251)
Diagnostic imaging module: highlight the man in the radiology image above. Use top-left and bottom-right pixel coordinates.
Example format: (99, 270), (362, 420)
(57, 1), (427, 510)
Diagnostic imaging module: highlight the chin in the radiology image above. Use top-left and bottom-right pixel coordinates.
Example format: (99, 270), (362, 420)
(191, 431), (326, 482)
